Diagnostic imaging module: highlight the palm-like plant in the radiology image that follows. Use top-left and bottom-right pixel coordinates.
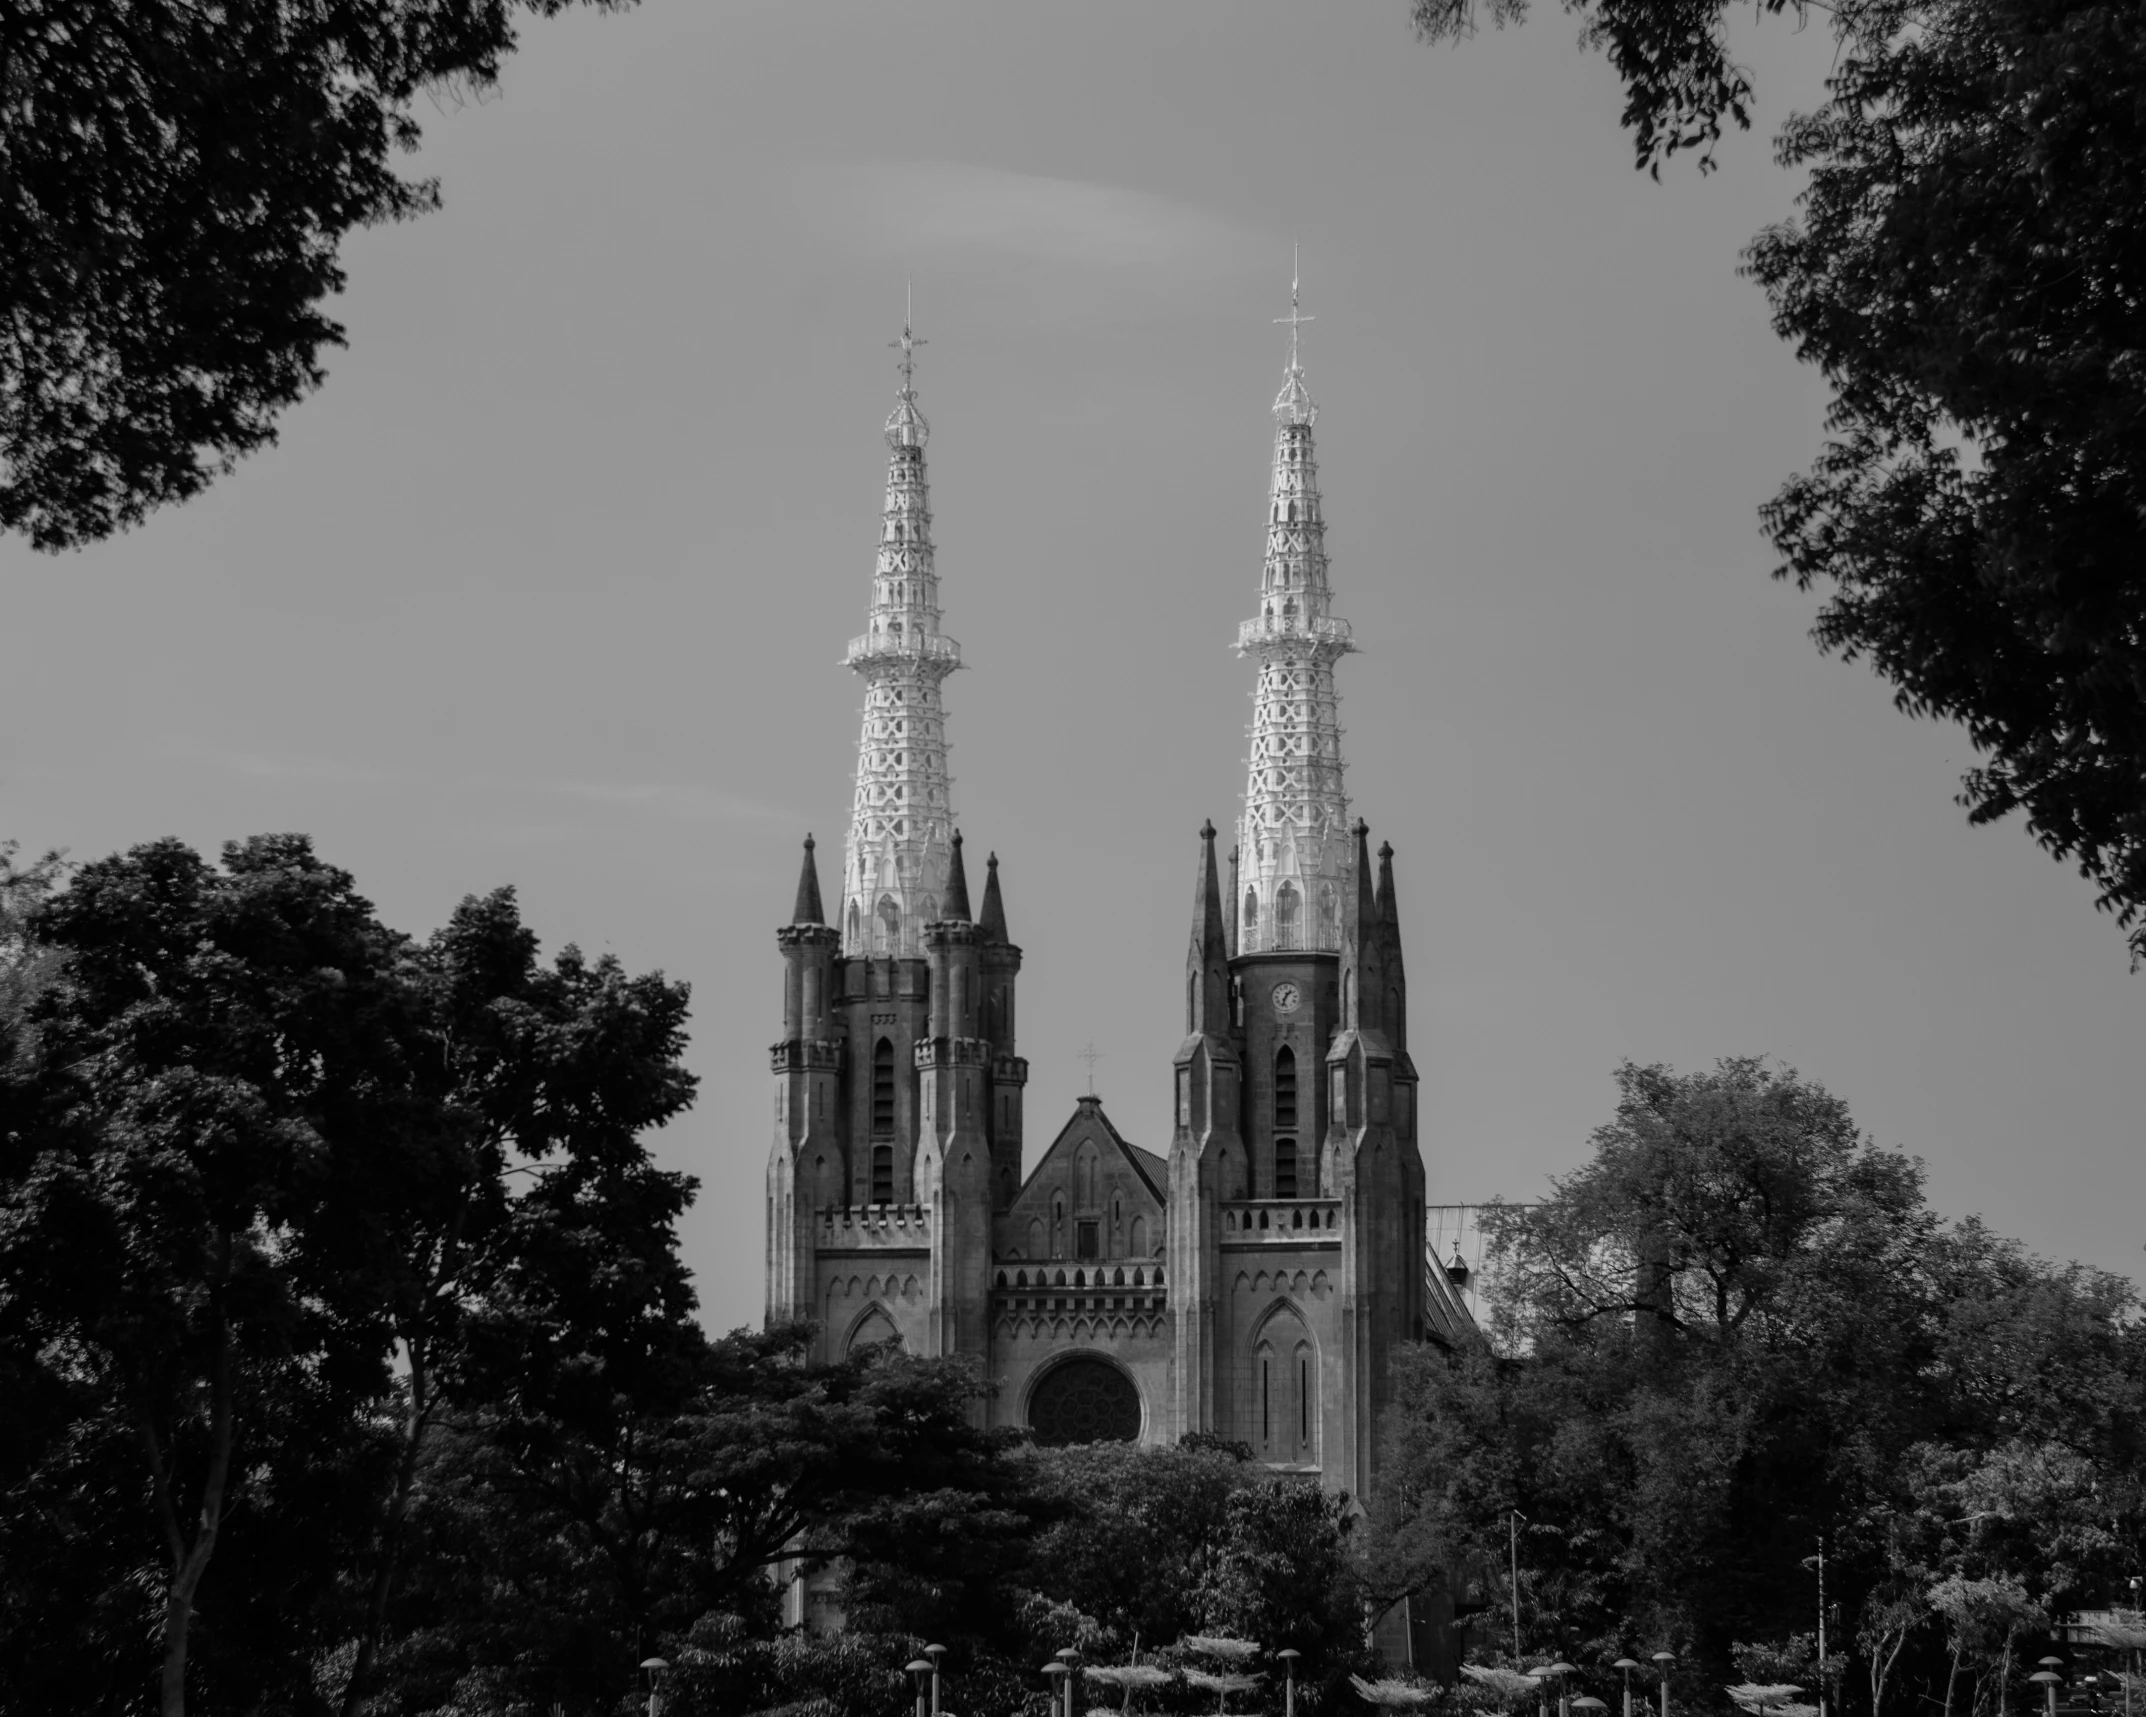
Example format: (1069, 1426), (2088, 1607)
(1352, 1674), (1439, 1710)
(1086, 1664), (1175, 1716)
(1181, 1636), (1264, 1717)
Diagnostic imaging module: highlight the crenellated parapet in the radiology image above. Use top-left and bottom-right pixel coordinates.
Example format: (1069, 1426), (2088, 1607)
(818, 1203), (933, 1247)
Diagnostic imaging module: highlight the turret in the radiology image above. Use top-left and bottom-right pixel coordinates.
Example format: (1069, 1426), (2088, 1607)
(916, 831), (993, 1368)
(769, 834), (841, 1325)
(1324, 818), (1423, 1490)
(1168, 821), (1245, 1436)
(978, 851), (1027, 1212)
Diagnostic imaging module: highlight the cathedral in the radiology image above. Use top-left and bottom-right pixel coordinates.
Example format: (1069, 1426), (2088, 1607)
(765, 288), (1473, 1505)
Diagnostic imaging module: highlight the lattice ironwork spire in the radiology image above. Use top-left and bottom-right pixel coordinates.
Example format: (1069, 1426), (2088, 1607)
(1235, 259), (1356, 956)
(839, 298), (963, 958)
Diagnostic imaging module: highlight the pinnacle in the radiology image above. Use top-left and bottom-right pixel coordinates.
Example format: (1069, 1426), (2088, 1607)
(979, 849), (1008, 942)
(792, 833), (826, 926)
(942, 829), (973, 922)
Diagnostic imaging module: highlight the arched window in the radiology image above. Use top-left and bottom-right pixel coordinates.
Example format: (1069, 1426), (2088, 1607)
(847, 902), (861, 949)
(870, 1143), (894, 1205)
(1129, 1215), (1147, 1256)
(1274, 1046), (1297, 1132)
(871, 1038), (895, 1136)
(1243, 888), (1259, 944)
(1275, 1138), (1299, 1200)
(1275, 882), (1301, 950)
(876, 894), (901, 953)
(1318, 883), (1338, 947)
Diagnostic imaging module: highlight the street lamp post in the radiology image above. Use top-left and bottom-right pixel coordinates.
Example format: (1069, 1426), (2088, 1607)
(925, 1644), (947, 1717)
(907, 1660), (935, 1717)
(639, 1657), (670, 1717)
(1058, 1647), (1083, 1717)
(1279, 1649), (1302, 1717)
(1615, 1659), (1641, 1717)
(1653, 1652), (1676, 1717)
(2032, 1670), (2063, 1717)
(1543, 1662), (1579, 1717)
(1510, 1510), (1528, 1661)
(1045, 1660), (1069, 1717)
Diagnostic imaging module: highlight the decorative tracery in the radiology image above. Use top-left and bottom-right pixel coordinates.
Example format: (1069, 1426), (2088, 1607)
(1235, 277), (1356, 953)
(840, 313), (963, 956)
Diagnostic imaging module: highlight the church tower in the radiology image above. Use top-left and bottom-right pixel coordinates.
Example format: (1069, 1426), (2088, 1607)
(767, 313), (1026, 1365)
(1167, 271), (1427, 1494)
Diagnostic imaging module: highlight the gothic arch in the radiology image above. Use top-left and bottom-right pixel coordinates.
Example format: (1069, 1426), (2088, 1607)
(1249, 1297), (1318, 1466)
(843, 1303), (899, 1355)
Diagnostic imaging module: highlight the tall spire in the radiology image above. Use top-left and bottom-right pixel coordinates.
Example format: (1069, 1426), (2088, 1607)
(1235, 260), (1356, 955)
(840, 298), (963, 957)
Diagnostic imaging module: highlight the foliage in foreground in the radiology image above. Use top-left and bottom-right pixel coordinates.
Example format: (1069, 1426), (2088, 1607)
(0, 1), (637, 553)
(1412, 0), (2146, 965)
(1364, 1058), (2146, 1717)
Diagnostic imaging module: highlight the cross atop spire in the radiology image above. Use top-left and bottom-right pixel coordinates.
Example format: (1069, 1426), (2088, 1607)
(1272, 249), (1318, 427)
(885, 284), (930, 450)
(1275, 244), (1315, 371)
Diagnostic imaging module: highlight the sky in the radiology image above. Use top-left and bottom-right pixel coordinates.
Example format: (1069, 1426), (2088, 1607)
(3, 0), (2139, 1335)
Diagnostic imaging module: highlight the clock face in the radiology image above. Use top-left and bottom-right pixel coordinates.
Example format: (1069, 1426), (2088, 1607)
(1271, 981), (1302, 1015)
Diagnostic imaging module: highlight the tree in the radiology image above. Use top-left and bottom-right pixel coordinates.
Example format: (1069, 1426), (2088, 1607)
(1749, 0), (2146, 964)
(0, 835), (441, 1716)
(333, 885), (700, 1717)
(1366, 1057), (2146, 1705)
(1011, 1440), (1261, 1652)
(1409, 0), (2146, 962)
(1, 0), (634, 553)
(365, 1327), (1017, 1714)
(1408, 0), (1813, 175)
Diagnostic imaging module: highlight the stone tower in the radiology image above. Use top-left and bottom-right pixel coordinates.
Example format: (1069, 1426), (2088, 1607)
(1166, 272), (1428, 1495)
(766, 314), (1028, 1365)
(769, 285), (1451, 1502)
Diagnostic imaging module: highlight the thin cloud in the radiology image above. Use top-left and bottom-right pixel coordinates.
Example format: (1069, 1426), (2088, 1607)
(541, 779), (784, 826)
(164, 740), (396, 786)
(791, 159), (1270, 314)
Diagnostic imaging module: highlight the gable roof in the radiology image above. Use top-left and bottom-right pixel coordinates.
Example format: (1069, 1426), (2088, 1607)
(1019, 1095), (1167, 1207)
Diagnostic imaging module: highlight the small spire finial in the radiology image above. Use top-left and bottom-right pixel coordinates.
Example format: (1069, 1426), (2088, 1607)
(1275, 244), (1314, 373)
(1079, 1040), (1102, 1097)
(892, 280), (927, 390)
(1271, 251), (1317, 426)
(885, 286), (930, 449)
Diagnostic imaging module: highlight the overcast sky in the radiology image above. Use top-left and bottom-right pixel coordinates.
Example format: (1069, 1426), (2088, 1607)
(4, 1), (2139, 1333)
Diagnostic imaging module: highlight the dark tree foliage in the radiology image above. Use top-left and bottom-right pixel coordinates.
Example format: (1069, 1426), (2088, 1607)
(1408, 0), (1812, 174)
(1411, 0), (2146, 963)
(0, 835), (437, 1716)
(0, 833), (704, 1717)
(0, 0), (633, 553)
(1749, 0), (2146, 964)
(367, 1329), (1017, 1714)
(1364, 1059), (2146, 1710)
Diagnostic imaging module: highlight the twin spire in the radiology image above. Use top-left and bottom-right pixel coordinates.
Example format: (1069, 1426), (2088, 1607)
(827, 270), (1354, 963)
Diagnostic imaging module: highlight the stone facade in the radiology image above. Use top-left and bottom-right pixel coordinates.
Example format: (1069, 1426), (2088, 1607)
(766, 301), (1471, 1519)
